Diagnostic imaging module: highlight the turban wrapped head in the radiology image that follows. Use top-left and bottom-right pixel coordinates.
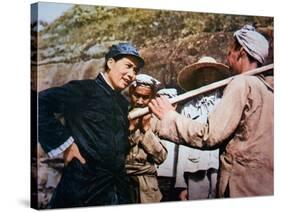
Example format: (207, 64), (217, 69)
(157, 88), (178, 98)
(234, 25), (269, 64)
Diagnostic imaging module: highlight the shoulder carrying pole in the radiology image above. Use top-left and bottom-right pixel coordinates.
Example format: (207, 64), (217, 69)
(128, 63), (274, 120)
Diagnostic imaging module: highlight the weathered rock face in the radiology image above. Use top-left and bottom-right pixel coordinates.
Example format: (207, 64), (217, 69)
(36, 29), (273, 92)
(139, 32), (233, 91)
(31, 143), (64, 209)
(37, 58), (104, 91)
(37, 32), (232, 92)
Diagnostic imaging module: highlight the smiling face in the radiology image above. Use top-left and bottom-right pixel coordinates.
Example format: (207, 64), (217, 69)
(130, 85), (154, 108)
(106, 55), (140, 91)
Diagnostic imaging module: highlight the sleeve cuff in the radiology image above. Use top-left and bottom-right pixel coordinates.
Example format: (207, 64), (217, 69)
(47, 136), (74, 158)
(155, 110), (181, 141)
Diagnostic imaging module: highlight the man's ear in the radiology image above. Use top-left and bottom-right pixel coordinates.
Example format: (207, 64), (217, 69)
(129, 85), (135, 96)
(238, 47), (247, 60)
(107, 58), (115, 70)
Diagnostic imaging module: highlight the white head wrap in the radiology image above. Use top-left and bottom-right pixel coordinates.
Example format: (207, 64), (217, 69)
(234, 25), (269, 64)
(157, 88), (178, 98)
(131, 74), (161, 89)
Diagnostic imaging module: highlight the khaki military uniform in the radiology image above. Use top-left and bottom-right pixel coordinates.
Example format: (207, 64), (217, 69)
(126, 127), (167, 203)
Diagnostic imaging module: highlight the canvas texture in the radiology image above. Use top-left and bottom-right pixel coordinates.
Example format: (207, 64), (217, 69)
(31, 2), (274, 209)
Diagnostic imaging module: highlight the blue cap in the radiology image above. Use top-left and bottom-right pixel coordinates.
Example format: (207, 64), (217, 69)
(105, 43), (145, 68)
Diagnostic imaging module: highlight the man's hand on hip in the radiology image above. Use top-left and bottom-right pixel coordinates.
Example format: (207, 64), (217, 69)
(63, 142), (86, 166)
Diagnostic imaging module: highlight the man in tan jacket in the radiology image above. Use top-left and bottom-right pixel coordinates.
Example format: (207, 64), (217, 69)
(126, 74), (167, 203)
(149, 25), (273, 198)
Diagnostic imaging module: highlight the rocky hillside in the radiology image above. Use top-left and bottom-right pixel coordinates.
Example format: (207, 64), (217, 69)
(32, 5), (273, 92)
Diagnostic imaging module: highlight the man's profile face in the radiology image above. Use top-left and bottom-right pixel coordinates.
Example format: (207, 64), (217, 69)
(130, 85), (153, 108)
(227, 42), (242, 75)
(107, 55), (140, 91)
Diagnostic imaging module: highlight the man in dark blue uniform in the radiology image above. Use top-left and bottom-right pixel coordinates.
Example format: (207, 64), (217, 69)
(38, 43), (144, 208)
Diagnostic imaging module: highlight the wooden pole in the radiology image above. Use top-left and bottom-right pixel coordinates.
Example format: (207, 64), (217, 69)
(128, 63), (274, 120)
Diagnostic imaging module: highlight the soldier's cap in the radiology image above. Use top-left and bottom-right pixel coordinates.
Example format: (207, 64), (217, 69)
(105, 43), (145, 68)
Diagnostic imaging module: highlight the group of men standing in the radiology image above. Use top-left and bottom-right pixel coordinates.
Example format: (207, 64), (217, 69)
(37, 25), (273, 208)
